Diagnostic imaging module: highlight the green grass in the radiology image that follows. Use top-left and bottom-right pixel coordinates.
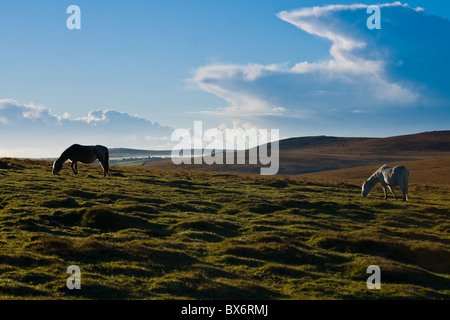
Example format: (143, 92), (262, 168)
(0, 158), (449, 299)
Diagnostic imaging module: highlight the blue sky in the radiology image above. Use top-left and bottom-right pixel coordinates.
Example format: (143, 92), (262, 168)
(1, 1), (449, 157)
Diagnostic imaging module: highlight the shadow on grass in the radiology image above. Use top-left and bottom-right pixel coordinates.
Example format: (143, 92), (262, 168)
(343, 258), (450, 293)
(47, 206), (168, 237)
(170, 218), (241, 238)
(67, 189), (98, 199)
(0, 283), (46, 297)
(0, 254), (55, 268)
(28, 236), (198, 270)
(41, 198), (80, 208)
(152, 271), (279, 299)
(222, 241), (348, 268)
(61, 282), (132, 299)
(313, 234), (450, 274)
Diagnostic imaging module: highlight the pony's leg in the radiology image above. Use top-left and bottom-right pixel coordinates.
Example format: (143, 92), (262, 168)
(71, 162), (78, 175)
(100, 161), (107, 177)
(95, 147), (110, 177)
(98, 157), (108, 177)
(99, 159), (110, 177)
(388, 186), (397, 200)
(379, 181), (388, 199)
(382, 185), (388, 200)
(397, 180), (407, 201)
(400, 185), (408, 201)
(104, 148), (110, 177)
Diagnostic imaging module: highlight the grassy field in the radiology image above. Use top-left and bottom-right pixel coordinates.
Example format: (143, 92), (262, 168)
(0, 158), (449, 299)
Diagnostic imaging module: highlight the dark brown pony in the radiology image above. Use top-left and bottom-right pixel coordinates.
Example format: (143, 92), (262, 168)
(53, 144), (110, 177)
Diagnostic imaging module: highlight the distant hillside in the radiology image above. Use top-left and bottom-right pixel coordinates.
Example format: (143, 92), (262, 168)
(142, 130), (450, 175)
(304, 131), (450, 156)
(278, 136), (372, 151)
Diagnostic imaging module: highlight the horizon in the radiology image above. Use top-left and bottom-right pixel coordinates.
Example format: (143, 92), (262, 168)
(8, 128), (449, 160)
(1, 1), (450, 158)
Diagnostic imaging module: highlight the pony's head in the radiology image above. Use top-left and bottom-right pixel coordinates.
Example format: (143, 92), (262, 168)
(361, 178), (377, 197)
(52, 159), (62, 175)
(361, 180), (371, 197)
(361, 169), (381, 198)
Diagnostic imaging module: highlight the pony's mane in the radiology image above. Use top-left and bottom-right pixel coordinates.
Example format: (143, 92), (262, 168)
(56, 146), (73, 164)
(364, 165), (387, 191)
(365, 172), (379, 189)
(364, 165), (388, 190)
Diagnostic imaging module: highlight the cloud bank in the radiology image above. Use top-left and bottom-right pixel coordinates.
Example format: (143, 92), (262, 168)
(189, 2), (449, 119)
(0, 99), (173, 157)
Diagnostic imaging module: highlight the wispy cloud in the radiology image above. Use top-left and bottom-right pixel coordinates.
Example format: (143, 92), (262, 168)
(189, 63), (287, 116)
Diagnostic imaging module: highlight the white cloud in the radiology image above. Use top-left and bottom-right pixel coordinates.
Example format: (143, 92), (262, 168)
(215, 121), (280, 149)
(190, 63), (287, 116)
(189, 2), (425, 118)
(22, 103), (49, 120)
(77, 110), (107, 124)
(0, 99), (61, 125)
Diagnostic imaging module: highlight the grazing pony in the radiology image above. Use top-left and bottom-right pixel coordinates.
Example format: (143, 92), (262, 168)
(53, 144), (110, 177)
(361, 165), (409, 201)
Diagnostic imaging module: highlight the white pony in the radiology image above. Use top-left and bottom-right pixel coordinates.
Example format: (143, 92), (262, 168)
(361, 165), (409, 201)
